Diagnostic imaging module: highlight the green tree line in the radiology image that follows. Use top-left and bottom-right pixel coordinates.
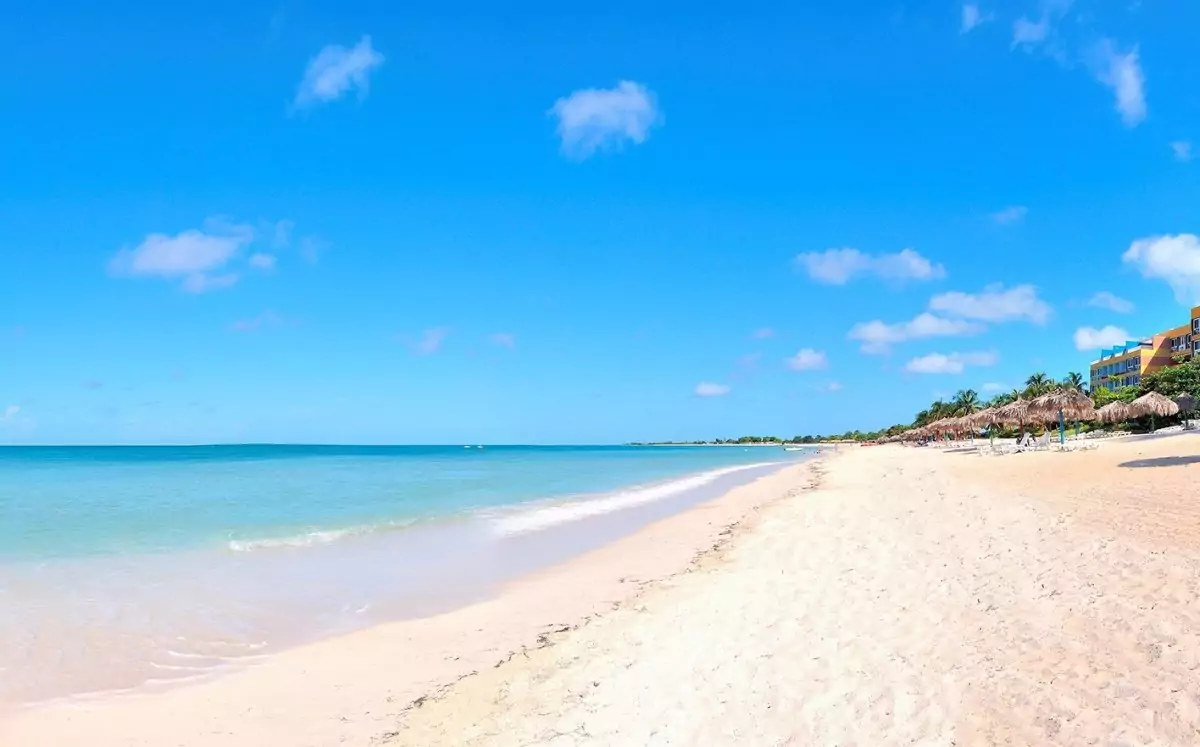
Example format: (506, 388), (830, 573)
(794, 356), (1200, 443)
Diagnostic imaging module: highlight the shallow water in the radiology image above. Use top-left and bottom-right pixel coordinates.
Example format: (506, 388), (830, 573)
(0, 445), (809, 704)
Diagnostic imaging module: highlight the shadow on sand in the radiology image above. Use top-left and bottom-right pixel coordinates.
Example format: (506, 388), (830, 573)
(1119, 455), (1200, 469)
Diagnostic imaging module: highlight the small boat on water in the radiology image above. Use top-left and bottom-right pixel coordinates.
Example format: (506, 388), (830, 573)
(783, 446), (804, 452)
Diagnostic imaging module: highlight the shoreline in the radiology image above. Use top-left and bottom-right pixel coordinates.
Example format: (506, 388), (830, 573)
(0, 458), (823, 745)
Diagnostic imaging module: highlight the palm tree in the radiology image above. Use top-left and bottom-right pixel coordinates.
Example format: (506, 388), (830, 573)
(952, 389), (981, 416)
(1062, 371), (1085, 391)
(1024, 372), (1052, 397)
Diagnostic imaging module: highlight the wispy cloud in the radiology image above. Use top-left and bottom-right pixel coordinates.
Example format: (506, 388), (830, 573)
(1073, 325), (1130, 351)
(109, 218), (255, 293)
(413, 327), (450, 355)
(1121, 234), (1200, 304)
(108, 217), (298, 293)
(981, 382), (1006, 393)
(735, 353), (762, 372)
(1011, 16), (1050, 49)
(272, 219), (294, 249)
(1086, 291), (1134, 314)
(751, 327), (776, 340)
(1092, 40), (1146, 127)
(1, 405), (19, 421)
(928, 284), (1051, 324)
(848, 313), (985, 354)
(794, 248), (945, 285)
(1170, 141), (1193, 163)
(550, 81), (662, 160)
(961, 4), (992, 33)
(991, 205), (1028, 225)
(905, 351), (997, 374)
(1008, 2), (1147, 128)
(83, 379), (104, 390)
(488, 332), (516, 349)
(299, 236), (328, 265)
(815, 381), (844, 394)
(1011, 0), (1072, 53)
(293, 36), (384, 111)
(694, 382), (731, 397)
(230, 310), (290, 332)
(249, 253), (277, 271)
(786, 348), (828, 371)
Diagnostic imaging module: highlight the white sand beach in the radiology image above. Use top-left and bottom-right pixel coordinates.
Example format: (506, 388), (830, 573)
(6, 436), (1200, 746)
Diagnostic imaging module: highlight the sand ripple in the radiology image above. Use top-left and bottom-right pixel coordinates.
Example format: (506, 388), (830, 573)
(394, 445), (1200, 745)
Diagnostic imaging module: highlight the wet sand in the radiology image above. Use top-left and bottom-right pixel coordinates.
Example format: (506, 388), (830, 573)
(8, 435), (1200, 745)
(0, 462), (818, 746)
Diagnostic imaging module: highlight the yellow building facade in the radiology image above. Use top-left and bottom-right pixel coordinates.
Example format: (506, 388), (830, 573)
(1089, 305), (1200, 391)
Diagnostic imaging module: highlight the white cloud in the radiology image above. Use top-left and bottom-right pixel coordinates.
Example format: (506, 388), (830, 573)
(928, 284), (1051, 324)
(299, 236), (329, 265)
(489, 332), (516, 349)
(1073, 325), (1130, 351)
(293, 36), (384, 110)
(109, 218), (259, 293)
(1093, 41), (1146, 127)
(231, 310), (287, 332)
(991, 205), (1028, 225)
(736, 353), (761, 371)
(249, 253), (277, 271)
(694, 382), (731, 397)
(182, 273), (239, 294)
(272, 220), (295, 249)
(1011, 16), (1050, 48)
(1086, 291), (1134, 313)
(848, 312), (985, 354)
(905, 351), (998, 374)
(751, 327), (775, 340)
(1121, 234), (1200, 304)
(415, 327), (449, 355)
(550, 81), (661, 160)
(794, 248), (945, 285)
(961, 4), (990, 33)
(1, 405), (18, 421)
(1170, 141), (1193, 163)
(786, 348), (828, 371)
(816, 381), (844, 393)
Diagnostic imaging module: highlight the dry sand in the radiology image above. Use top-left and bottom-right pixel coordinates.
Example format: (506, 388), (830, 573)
(6, 435), (1200, 746)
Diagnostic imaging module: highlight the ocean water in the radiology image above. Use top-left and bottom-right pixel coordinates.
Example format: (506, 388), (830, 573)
(0, 444), (810, 705)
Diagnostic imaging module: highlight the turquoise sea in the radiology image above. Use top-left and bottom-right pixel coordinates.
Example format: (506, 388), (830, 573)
(0, 444), (810, 704)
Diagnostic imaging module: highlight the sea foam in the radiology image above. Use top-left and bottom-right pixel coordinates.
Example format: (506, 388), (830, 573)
(490, 462), (774, 536)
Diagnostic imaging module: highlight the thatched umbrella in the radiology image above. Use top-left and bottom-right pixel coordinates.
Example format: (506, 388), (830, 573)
(993, 399), (1030, 426)
(1029, 388), (1097, 444)
(991, 398), (1032, 445)
(969, 407), (999, 427)
(1095, 401), (1132, 424)
(1129, 391), (1180, 432)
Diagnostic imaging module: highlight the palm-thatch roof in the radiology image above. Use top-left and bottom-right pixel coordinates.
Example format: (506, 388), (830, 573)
(1129, 391), (1181, 418)
(993, 398), (1031, 426)
(1095, 401), (1132, 424)
(1028, 388), (1097, 421)
(968, 407), (1000, 427)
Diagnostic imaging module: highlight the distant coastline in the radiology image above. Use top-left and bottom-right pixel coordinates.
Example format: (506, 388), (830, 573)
(627, 441), (842, 447)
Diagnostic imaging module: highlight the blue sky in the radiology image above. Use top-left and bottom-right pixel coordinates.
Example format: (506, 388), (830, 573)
(3, 0), (1200, 444)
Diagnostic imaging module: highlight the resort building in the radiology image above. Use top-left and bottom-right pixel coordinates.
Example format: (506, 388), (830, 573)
(1089, 305), (1200, 391)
